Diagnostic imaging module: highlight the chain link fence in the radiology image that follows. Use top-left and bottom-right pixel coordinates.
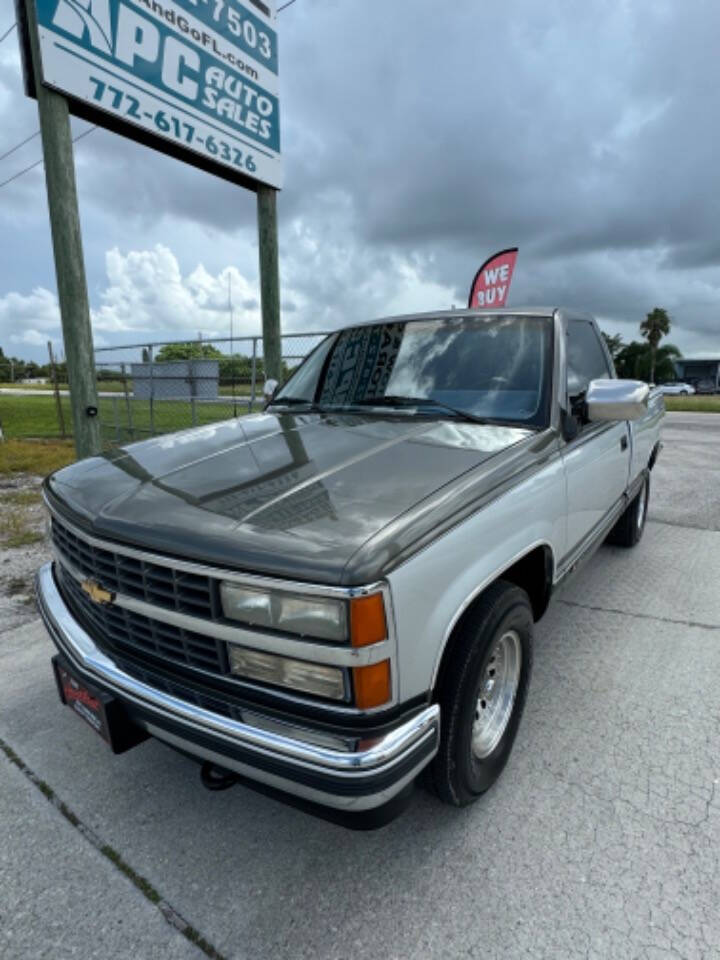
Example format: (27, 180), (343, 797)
(0, 332), (328, 446)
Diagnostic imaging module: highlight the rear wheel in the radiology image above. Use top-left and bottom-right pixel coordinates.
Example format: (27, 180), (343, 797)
(430, 581), (533, 806)
(606, 473), (649, 548)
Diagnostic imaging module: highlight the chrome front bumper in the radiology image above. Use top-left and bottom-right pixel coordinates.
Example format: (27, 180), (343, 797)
(35, 562), (440, 813)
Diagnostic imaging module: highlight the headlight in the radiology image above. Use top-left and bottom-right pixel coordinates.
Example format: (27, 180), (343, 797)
(220, 583), (347, 641)
(221, 583), (392, 707)
(228, 646), (346, 700)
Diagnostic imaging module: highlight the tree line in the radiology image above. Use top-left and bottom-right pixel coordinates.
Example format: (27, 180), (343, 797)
(152, 341), (292, 384)
(0, 342), (291, 385)
(2, 310), (676, 387)
(0, 347), (61, 382)
(602, 307), (677, 383)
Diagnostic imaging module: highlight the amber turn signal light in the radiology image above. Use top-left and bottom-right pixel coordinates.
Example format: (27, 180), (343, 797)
(353, 660), (391, 709)
(350, 594), (387, 648)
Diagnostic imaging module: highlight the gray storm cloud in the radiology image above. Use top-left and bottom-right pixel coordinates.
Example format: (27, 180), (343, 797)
(1, 0), (719, 356)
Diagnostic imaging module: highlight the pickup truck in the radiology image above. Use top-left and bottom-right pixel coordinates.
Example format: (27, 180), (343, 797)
(36, 308), (663, 826)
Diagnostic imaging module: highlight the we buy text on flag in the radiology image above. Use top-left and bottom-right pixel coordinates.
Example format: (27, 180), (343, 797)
(468, 248), (518, 308)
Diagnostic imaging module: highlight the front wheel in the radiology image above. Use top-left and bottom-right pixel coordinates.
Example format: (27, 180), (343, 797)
(606, 473), (649, 548)
(430, 581), (533, 807)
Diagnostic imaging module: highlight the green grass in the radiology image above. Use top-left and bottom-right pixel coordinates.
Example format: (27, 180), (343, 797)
(0, 439), (76, 475)
(0, 380), (127, 392)
(0, 394), (73, 438)
(0, 489), (42, 507)
(663, 395), (720, 412)
(2, 381), (255, 396)
(98, 395), (255, 444)
(0, 393), (256, 445)
(0, 512), (44, 548)
(90, 380), (127, 393)
(0, 381), (60, 391)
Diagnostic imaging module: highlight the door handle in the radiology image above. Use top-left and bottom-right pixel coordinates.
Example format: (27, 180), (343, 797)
(620, 435), (628, 451)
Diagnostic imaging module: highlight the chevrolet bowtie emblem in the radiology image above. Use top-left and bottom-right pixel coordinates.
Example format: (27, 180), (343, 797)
(80, 579), (115, 605)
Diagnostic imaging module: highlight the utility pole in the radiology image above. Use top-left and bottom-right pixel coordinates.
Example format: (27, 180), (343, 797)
(24, 0), (101, 459)
(257, 185), (282, 382)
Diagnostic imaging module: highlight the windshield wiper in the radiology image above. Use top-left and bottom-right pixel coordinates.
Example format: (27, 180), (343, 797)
(269, 396), (322, 409)
(349, 395), (493, 426)
(273, 394), (532, 428)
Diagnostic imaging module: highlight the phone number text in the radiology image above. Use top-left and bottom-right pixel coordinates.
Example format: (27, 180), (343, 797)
(88, 75), (257, 172)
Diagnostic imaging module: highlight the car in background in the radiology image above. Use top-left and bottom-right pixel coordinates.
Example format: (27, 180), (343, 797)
(658, 382), (695, 396)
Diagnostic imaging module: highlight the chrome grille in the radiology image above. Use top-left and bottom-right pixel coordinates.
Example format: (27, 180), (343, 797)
(51, 516), (214, 619)
(59, 565), (226, 674)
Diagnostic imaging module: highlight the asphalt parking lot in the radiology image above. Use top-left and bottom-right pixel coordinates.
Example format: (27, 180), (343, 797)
(1, 411), (719, 960)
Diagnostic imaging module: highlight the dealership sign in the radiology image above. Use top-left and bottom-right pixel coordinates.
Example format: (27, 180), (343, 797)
(468, 248), (518, 309)
(29, 0), (281, 188)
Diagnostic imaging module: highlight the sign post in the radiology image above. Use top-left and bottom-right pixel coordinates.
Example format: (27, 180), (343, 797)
(23, 0), (101, 458)
(257, 184), (281, 380)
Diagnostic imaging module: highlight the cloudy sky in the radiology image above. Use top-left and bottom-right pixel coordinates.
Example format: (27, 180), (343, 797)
(1, 0), (719, 364)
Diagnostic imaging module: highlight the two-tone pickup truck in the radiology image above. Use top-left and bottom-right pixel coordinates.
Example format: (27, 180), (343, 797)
(36, 308), (663, 825)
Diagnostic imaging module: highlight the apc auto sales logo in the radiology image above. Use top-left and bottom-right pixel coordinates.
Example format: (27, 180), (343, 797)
(40, 0), (280, 153)
(52, 0), (114, 54)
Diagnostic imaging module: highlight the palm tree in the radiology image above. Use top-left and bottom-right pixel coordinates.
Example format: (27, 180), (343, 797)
(640, 308), (671, 383)
(601, 331), (625, 363)
(652, 343), (682, 383)
(614, 340), (681, 382)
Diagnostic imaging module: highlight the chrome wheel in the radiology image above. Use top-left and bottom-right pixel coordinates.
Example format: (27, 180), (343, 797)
(471, 630), (522, 759)
(637, 480), (647, 532)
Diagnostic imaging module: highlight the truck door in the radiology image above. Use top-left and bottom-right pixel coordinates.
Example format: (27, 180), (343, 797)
(561, 319), (630, 556)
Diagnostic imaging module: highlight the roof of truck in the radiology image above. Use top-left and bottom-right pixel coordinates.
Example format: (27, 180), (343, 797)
(345, 307), (593, 328)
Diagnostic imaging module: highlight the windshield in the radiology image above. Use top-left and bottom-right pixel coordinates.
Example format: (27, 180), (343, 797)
(273, 314), (553, 428)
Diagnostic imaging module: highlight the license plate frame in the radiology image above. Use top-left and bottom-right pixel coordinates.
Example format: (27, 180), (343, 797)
(52, 655), (148, 754)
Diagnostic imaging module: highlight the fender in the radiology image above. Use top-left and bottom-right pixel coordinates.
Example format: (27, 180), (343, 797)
(429, 540), (555, 692)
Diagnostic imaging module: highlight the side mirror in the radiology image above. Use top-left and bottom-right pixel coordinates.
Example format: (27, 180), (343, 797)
(586, 379), (649, 422)
(263, 379), (279, 402)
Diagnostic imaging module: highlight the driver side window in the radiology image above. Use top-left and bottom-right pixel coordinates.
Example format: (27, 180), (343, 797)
(566, 320), (613, 400)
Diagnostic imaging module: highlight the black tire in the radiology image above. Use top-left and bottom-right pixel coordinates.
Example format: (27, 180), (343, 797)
(680, 390), (688, 396)
(430, 581), (533, 807)
(605, 473), (649, 548)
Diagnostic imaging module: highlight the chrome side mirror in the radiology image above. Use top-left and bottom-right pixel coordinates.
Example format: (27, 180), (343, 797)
(263, 379), (279, 402)
(586, 379), (649, 422)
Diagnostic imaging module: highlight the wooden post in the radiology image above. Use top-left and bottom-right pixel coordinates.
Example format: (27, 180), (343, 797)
(24, 0), (100, 459)
(148, 345), (156, 437)
(121, 363), (134, 440)
(249, 337), (258, 412)
(257, 185), (282, 381)
(112, 395), (122, 443)
(48, 341), (67, 439)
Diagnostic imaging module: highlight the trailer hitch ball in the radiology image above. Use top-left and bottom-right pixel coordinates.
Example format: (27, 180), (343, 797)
(200, 761), (239, 791)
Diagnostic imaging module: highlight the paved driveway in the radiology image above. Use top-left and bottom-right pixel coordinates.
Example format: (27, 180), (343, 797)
(2, 412), (719, 960)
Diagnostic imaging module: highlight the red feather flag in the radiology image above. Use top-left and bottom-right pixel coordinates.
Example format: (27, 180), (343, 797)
(468, 248), (519, 309)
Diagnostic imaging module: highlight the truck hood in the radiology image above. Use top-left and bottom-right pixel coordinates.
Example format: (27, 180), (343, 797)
(47, 412), (550, 585)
